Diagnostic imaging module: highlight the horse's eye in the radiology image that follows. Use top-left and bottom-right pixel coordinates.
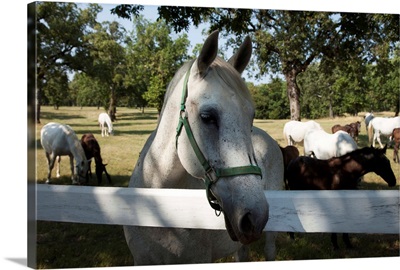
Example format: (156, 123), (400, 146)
(200, 112), (217, 125)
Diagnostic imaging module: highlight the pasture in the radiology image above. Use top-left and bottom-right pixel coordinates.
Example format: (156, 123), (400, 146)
(34, 106), (399, 268)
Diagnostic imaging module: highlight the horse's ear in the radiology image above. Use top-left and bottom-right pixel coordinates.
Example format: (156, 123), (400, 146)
(383, 144), (387, 153)
(197, 30), (219, 76)
(228, 35), (252, 74)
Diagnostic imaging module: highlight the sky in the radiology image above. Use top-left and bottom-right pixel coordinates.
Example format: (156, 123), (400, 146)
(0, 1), (399, 270)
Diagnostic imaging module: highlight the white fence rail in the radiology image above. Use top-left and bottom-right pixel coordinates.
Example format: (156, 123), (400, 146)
(37, 184), (399, 234)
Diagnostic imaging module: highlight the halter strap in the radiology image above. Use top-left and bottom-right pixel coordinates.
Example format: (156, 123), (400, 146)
(175, 64), (262, 212)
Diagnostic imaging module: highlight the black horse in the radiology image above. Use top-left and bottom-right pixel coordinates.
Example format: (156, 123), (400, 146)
(81, 133), (111, 185)
(286, 145), (396, 249)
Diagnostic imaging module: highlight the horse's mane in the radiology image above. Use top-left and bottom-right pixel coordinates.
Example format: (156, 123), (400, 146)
(63, 126), (86, 162)
(329, 146), (378, 165)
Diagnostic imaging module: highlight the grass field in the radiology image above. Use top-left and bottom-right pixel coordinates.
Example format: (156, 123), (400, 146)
(34, 106), (399, 268)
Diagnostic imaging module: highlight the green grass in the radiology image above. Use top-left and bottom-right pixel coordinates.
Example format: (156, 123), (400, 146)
(35, 106), (399, 268)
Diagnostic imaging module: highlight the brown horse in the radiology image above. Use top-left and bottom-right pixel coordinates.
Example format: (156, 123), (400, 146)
(391, 127), (400, 163)
(349, 121), (361, 142)
(286, 145), (396, 249)
(81, 133), (111, 185)
(331, 123), (359, 142)
(279, 145), (299, 189)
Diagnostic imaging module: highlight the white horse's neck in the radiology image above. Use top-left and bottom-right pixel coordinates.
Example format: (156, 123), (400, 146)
(133, 73), (203, 190)
(106, 118), (112, 131)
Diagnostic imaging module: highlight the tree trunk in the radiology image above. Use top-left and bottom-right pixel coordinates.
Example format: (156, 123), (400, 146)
(36, 87), (41, 124)
(329, 98), (334, 118)
(108, 87), (117, 121)
(285, 71), (301, 121)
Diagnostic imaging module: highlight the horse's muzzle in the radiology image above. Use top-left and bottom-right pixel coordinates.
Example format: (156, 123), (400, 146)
(223, 208), (268, 245)
(216, 179), (269, 245)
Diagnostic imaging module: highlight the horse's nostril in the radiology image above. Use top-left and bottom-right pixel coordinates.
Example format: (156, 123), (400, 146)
(240, 212), (255, 234)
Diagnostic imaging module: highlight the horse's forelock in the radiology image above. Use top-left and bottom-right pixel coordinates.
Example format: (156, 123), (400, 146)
(163, 57), (254, 114)
(200, 57), (254, 106)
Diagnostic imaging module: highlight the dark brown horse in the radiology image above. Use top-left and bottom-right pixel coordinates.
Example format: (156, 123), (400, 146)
(279, 145), (300, 189)
(331, 122), (359, 142)
(349, 121), (361, 142)
(286, 145), (396, 249)
(81, 133), (111, 185)
(391, 127), (400, 163)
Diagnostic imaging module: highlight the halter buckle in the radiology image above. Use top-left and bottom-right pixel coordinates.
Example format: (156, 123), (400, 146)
(205, 166), (219, 183)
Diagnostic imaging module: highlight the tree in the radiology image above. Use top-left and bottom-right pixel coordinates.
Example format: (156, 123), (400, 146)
(248, 79), (289, 119)
(85, 21), (127, 120)
(43, 67), (70, 109)
(69, 72), (108, 108)
(124, 17), (190, 113)
(112, 6), (399, 120)
(36, 2), (101, 122)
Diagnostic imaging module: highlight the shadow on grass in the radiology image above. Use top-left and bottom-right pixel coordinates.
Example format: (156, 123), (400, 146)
(114, 130), (154, 136)
(36, 221), (134, 269)
(357, 133), (394, 149)
(118, 112), (158, 122)
(113, 122), (156, 127)
(359, 181), (399, 190)
(41, 111), (85, 121)
(35, 173), (131, 187)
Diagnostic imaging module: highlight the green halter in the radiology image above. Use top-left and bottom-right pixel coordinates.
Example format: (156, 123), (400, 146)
(175, 64), (262, 212)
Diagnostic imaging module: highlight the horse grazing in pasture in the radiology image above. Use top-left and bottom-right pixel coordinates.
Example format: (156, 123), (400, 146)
(40, 122), (89, 184)
(98, 112), (114, 137)
(349, 121), (361, 142)
(279, 145), (300, 189)
(331, 124), (357, 140)
(332, 121), (361, 142)
(304, 129), (358, 160)
(81, 133), (111, 185)
(391, 128), (400, 163)
(364, 112), (374, 133)
(283, 120), (322, 146)
(286, 145), (396, 249)
(349, 121), (361, 134)
(368, 116), (400, 148)
(123, 31), (284, 265)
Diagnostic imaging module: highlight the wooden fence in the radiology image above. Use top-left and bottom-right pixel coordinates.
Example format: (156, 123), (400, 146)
(36, 184), (399, 234)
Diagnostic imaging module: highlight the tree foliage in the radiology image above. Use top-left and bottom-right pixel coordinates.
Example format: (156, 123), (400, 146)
(248, 78), (289, 119)
(36, 2), (101, 122)
(84, 21), (127, 120)
(112, 5), (399, 119)
(124, 17), (190, 112)
(37, 3), (399, 122)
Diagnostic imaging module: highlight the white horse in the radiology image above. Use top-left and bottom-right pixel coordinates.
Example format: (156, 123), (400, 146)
(123, 31), (284, 265)
(364, 112), (374, 133)
(368, 116), (400, 148)
(40, 122), (89, 184)
(283, 120), (322, 146)
(304, 129), (358, 159)
(98, 112), (113, 137)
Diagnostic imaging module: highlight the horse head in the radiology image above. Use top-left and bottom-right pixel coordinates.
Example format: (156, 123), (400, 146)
(73, 157), (89, 185)
(368, 145), (396, 187)
(175, 31), (268, 245)
(94, 163), (112, 185)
